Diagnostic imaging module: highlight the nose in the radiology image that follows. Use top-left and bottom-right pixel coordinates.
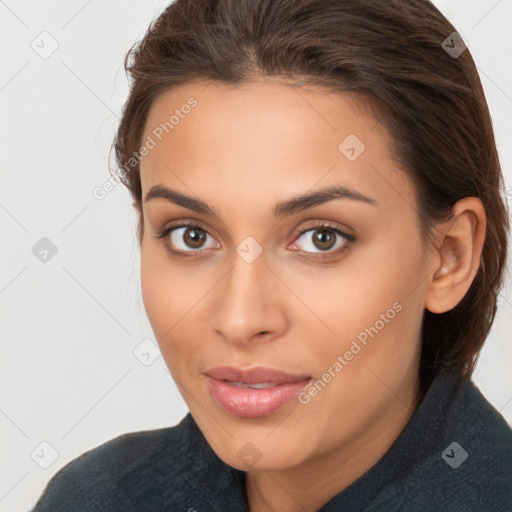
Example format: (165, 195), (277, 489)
(208, 251), (288, 346)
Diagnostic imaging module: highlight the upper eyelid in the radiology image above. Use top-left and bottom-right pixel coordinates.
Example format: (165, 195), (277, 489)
(159, 219), (351, 235)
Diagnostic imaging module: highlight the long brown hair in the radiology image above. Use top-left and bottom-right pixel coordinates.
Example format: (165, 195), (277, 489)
(111, 0), (509, 394)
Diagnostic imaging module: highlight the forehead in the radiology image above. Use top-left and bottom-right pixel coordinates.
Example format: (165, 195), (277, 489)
(143, 79), (382, 145)
(139, 80), (414, 216)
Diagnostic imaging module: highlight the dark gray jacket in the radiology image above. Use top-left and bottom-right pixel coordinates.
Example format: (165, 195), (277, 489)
(31, 369), (512, 511)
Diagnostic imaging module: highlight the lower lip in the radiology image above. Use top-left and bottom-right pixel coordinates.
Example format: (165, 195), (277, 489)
(206, 376), (311, 417)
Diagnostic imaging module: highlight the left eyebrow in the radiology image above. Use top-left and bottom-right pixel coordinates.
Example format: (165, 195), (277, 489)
(143, 183), (379, 220)
(272, 184), (379, 219)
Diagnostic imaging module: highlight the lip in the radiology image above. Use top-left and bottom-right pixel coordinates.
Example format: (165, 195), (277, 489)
(204, 366), (312, 418)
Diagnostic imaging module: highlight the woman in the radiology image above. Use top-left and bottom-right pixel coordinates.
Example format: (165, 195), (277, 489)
(32, 0), (512, 510)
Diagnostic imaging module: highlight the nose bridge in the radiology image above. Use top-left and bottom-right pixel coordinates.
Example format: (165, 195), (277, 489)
(209, 247), (284, 343)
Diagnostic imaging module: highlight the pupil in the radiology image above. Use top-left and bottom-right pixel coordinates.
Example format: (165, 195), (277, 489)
(185, 228), (205, 248)
(314, 230), (335, 250)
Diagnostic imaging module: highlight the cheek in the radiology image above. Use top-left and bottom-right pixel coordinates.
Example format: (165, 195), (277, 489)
(317, 242), (422, 332)
(140, 245), (209, 374)
(140, 236), (190, 326)
(303, 230), (426, 371)
(140, 247), (184, 346)
(140, 250), (168, 332)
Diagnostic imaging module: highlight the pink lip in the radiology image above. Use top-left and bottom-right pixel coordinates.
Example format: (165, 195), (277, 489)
(204, 366), (312, 418)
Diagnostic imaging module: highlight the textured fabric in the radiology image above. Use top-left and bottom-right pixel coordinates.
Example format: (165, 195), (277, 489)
(31, 369), (512, 511)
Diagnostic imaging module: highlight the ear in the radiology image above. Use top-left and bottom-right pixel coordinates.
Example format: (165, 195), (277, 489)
(424, 197), (486, 314)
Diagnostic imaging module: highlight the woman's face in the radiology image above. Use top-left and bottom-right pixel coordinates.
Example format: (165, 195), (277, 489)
(139, 80), (434, 471)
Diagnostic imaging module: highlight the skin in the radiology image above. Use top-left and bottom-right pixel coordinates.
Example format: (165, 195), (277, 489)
(136, 79), (485, 512)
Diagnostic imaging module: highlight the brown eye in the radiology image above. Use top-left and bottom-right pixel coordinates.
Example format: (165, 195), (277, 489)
(293, 225), (353, 256)
(182, 227), (207, 249)
(311, 230), (337, 251)
(163, 225), (217, 252)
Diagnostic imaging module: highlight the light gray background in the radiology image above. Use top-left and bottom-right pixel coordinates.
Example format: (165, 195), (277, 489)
(1, 1), (511, 510)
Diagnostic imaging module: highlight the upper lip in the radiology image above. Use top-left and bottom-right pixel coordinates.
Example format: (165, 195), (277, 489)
(204, 366), (311, 384)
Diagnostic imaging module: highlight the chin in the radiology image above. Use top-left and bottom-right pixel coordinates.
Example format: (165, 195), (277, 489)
(201, 419), (313, 472)
(221, 446), (305, 473)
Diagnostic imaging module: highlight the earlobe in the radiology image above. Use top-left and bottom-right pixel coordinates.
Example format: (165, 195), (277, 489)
(433, 266), (448, 278)
(424, 197), (486, 314)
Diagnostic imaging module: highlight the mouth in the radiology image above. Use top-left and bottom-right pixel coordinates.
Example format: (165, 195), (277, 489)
(204, 366), (312, 418)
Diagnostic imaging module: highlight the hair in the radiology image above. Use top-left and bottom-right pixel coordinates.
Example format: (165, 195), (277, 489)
(111, 0), (509, 395)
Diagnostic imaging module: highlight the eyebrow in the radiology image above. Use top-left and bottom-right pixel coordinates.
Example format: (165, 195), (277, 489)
(144, 183), (378, 220)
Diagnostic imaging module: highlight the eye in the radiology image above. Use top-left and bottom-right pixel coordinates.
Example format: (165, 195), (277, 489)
(291, 223), (354, 258)
(155, 221), (218, 257)
(155, 220), (354, 261)
(169, 226), (216, 251)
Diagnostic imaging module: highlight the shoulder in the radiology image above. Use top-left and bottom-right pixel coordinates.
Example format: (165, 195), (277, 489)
(448, 375), (512, 470)
(30, 415), (190, 512)
(400, 374), (512, 511)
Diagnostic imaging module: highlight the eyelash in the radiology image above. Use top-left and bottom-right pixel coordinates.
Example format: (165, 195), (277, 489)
(154, 220), (355, 261)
